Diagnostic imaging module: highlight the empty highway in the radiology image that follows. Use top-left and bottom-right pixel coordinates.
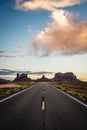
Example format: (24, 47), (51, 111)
(0, 82), (87, 130)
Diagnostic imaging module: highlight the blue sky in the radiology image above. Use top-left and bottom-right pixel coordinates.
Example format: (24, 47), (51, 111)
(0, 0), (87, 81)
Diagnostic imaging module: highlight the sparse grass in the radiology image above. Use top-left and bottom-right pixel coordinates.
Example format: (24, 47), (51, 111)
(0, 82), (36, 100)
(49, 82), (87, 103)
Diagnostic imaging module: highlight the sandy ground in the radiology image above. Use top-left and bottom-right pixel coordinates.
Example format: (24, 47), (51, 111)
(0, 83), (21, 89)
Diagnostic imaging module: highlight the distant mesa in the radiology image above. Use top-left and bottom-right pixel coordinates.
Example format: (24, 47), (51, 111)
(13, 72), (78, 82)
(53, 72), (78, 82)
(13, 73), (31, 82)
(0, 72), (81, 84)
(36, 75), (52, 82)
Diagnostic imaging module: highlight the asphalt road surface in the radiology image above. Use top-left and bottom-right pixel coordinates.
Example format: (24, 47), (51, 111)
(0, 82), (87, 130)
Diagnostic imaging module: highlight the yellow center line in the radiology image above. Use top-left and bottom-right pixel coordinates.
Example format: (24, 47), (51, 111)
(42, 101), (45, 111)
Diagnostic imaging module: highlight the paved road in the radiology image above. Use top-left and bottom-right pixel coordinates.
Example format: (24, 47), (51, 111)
(0, 82), (87, 130)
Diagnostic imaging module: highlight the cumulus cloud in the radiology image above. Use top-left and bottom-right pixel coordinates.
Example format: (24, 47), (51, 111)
(15, 0), (86, 11)
(15, 0), (87, 56)
(33, 10), (87, 56)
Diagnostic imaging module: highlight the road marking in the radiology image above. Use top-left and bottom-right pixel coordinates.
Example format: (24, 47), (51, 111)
(50, 84), (87, 107)
(42, 101), (45, 111)
(0, 84), (36, 103)
(41, 90), (46, 111)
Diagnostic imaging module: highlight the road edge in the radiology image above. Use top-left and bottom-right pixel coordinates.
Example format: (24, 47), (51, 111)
(49, 84), (87, 107)
(0, 84), (36, 103)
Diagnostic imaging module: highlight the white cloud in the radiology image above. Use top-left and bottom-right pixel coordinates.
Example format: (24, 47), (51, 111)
(15, 0), (87, 56)
(15, 0), (86, 11)
(0, 51), (6, 54)
(4, 56), (21, 58)
(33, 10), (87, 56)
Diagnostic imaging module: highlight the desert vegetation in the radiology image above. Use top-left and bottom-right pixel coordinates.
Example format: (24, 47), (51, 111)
(0, 82), (36, 100)
(50, 81), (87, 103)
